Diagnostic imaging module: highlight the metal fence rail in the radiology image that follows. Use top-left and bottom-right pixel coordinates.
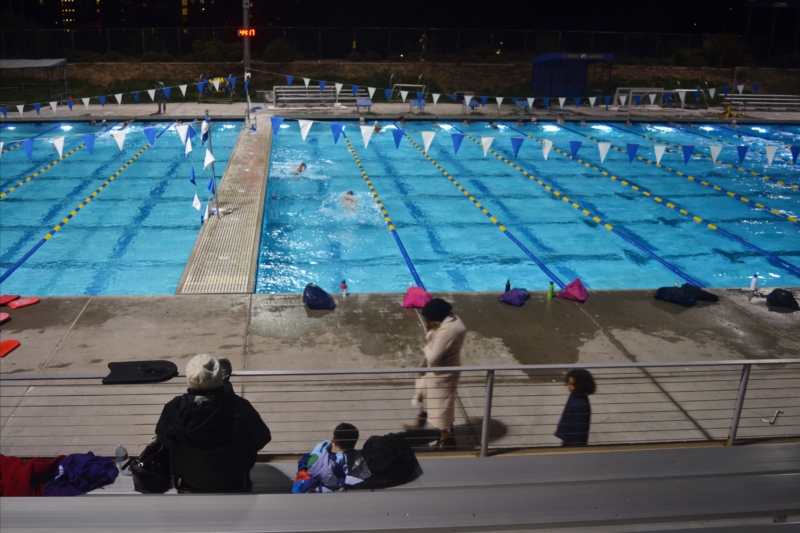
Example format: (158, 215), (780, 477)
(1, 360), (798, 458)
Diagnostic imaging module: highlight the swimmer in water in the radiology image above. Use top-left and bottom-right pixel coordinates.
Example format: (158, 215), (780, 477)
(516, 117), (524, 125)
(431, 121), (440, 128)
(295, 162), (306, 173)
(90, 119), (97, 126)
(359, 116), (366, 125)
(462, 119), (474, 125)
(397, 115), (406, 126)
(580, 118), (587, 126)
(667, 119), (676, 127)
(488, 121), (498, 129)
(731, 120), (739, 129)
(341, 190), (357, 212)
(373, 121), (382, 133)
(626, 117), (633, 127)
(556, 114), (565, 126)
(530, 117), (537, 125)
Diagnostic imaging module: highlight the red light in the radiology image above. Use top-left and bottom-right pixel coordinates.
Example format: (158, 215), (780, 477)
(238, 28), (256, 37)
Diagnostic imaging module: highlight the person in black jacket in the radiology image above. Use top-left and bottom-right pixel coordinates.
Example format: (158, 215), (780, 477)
(155, 354), (271, 475)
(555, 369), (596, 446)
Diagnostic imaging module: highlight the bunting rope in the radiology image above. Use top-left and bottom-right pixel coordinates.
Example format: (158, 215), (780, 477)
(558, 124), (798, 225)
(342, 133), (426, 290)
(506, 125), (800, 278)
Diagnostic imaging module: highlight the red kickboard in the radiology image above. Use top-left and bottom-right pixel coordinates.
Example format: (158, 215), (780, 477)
(0, 313), (9, 324)
(7, 297), (39, 310)
(0, 339), (21, 358)
(0, 294), (20, 306)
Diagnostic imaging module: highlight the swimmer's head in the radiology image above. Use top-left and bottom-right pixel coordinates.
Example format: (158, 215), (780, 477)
(347, 190), (354, 195)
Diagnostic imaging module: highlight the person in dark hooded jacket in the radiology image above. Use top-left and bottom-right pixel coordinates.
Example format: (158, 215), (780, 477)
(155, 354), (270, 476)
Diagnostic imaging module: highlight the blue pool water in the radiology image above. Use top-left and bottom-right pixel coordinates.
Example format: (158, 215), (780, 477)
(258, 121), (800, 294)
(0, 121), (239, 295)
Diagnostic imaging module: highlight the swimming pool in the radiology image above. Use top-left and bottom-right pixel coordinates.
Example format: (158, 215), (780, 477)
(258, 120), (800, 294)
(0, 121), (239, 296)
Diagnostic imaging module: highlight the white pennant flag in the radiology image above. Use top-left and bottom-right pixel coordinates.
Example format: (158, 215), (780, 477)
(542, 140), (553, 160)
(597, 142), (611, 163)
(52, 137), (65, 158)
(179, 84), (187, 96)
(709, 145), (723, 164)
(49, 101), (58, 113)
(212, 79), (220, 91)
(527, 97), (534, 108)
(464, 95), (473, 106)
(303, 78), (310, 88)
(360, 125), (374, 148)
(619, 95), (628, 106)
(82, 97), (90, 109)
(368, 87), (376, 99)
(678, 91), (686, 103)
(16, 104), (24, 116)
(558, 97), (566, 108)
(481, 136), (494, 157)
(765, 145), (777, 166)
(298, 119), (314, 141)
(204, 148), (215, 170)
(0, 142), (3, 157)
(709, 88), (716, 99)
(422, 131), (436, 153)
(654, 145), (667, 165)
(203, 203), (210, 222)
(737, 84), (744, 94)
(175, 124), (189, 143)
(335, 83), (343, 96)
(496, 96), (504, 109)
(400, 90), (408, 102)
(193, 192), (201, 211)
(111, 131), (126, 151)
(432, 93), (440, 104)
(648, 93), (656, 105)
(589, 97), (596, 107)
(185, 137), (193, 156)
(115, 93), (123, 105)
(147, 89), (155, 101)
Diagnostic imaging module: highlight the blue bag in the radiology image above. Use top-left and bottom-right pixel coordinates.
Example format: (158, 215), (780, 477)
(498, 288), (530, 307)
(303, 283), (336, 310)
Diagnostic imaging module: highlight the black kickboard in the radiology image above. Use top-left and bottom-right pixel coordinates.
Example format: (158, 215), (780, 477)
(103, 360), (178, 385)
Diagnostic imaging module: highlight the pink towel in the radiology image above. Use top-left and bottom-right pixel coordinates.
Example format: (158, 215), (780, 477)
(557, 278), (588, 302)
(402, 287), (433, 308)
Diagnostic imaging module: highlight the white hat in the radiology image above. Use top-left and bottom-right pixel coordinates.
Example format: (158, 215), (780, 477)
(185, 354), (223, 390)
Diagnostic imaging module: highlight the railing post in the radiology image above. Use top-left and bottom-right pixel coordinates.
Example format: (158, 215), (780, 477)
(480, 370), (495, 457)
(726, 364), (751, 446)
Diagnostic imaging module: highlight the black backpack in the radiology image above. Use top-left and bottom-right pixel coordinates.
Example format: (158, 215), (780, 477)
(766, 289), (799, 311)
(654, 287), (696, 307)
(680, 283), (719, 303)
(302, 283), (336, 310)
(361, 433), (420, 488)
(130, 438), (172, 494)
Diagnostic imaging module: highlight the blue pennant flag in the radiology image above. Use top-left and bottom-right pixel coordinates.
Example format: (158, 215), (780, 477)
(189, 166), (196, 184)
(330, 123), (344, 144)
(681, 145), (694, 165)
(196, 82), (204, 94)
(510, 137), (524, 158)
(385, 89), (392, 100)
(163, 87), (171, 99)
(271, 116), (284, 133)
(664, 93), (671, 104)
(416, 91), (424, 101)
(228, 77), (236, 89)
(352, 85), (360, 96)
(752, 82), (760, 93)
(723, 86), (730, 97)
(244, 79), (249, 91)
(604, 96), (611, 107)
(448, 94), (456, 101)
(82, 134), (96, 154)
(319, 81), (327, 92)
(143, 127), (158, 146)
(66, 98), (73, 110)
(694, 90), (701, 100)
(134, 92), (140, 103)
(21, 139), (34, 160)
(186, 125), (197, 141)
(792, 146), (800, 164)
(33, 103), (41, 115)
(480, 96), (488, 107)
(286, 75), (294, 86)
(392, 128), (404, 149)
(207, 174), (216, 194)
(627, 143), (639, 163)
(737, 145), (749, 165)
(633, 95), (641, 106)
(511, 97), (519, 102)
(1, 106), (6, 118)
(543, 98), (550, 108)
(569, 140), (582, 158)
(575, 97), (582, 107)
(452, 133), (465, 154)
(98, 95), (106, 107)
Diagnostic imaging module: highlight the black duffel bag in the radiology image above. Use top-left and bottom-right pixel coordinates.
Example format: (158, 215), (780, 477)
(766, 289), (799, 311)
(681, 283), (719, 303)
(654, 287), (696, 307)
(129, 438), (172, 493)
(362, 432), (421, 489)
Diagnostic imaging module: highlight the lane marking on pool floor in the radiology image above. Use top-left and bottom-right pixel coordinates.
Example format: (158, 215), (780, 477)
(505, 126), (800, 279)
(610, 124), (799, 191)
(448, 127), (706, 287)
(343, 134), (426, 290)
(401, 131), (568, 289)
(557, 124), (798, 224)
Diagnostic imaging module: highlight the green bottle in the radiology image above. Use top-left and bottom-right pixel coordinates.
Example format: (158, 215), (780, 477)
(548, 281), (554, 299)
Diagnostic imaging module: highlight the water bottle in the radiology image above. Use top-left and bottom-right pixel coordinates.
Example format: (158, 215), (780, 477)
(505, 280), (511, 292)
(548, 281), (554, 299)
(115, 444), (131, 476)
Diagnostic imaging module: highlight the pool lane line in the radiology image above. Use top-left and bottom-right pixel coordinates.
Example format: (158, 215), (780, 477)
(451, 126), (706, 288)
(610, 124), (799, 191)
(505, 125), (800, 279)
(343, 134), (426, 290)
(1, 122), (121, 199)
(0, 125), (170, 285)
(1, 124), (62, 155)
(557, 124), (798, 225)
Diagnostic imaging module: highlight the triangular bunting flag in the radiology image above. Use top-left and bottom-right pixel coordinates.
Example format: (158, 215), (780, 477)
(694, 90), (700, 101)
(422, 131), (436, 153)
(270, 116), (284, 133)
(480, 96), (488, 107)
(709, 88), (716, 99)
(193, 192), (201, 211)
(186, 125), (197, 141)
(432, 93), (440, 104)
(299, 120), (314, 141)
(598, 141), (611, 163)
(648, 93), (656, 105)
(98, 95), (106, 107)
(574, 97), (581, 107)
(319, 81), (327, 92)
(185, 137), (193, 156)
(619, 95), (627, 106)
(207, 174), (216, 194)
(82, 134), (96, 154)
(558, 97), (566, 108)
(765, 145), (777, 166)
(400, 90), (408, 102)
(664, 93), (671, 104)
(604, 96), (611, 107)
(723, 87), (730, 97)
(678, 91), (686, 103)
(527, 97), (534, 108)
(791, 146), (800, 164)
(212, 79), (220, 91)
(368, 87), (376, 99)
(633, 95), (641, 106)
(654, 144), (667, 165)
(416, 91), (425, 102)
(189, 166), (196, 184)
(737, 84), (744, 94)
(21, 139), (34, 160)
(542, 139), (553, 160)
(569, 140), (582, 158)
(82, 97), (90, 109)
(111, 130), (126, 151)
(115, 93), (123, 105)
(303, 78), (310, 87)
(510, 137), (524, 157)
(481, 136), (494, 157)
(53, 137), (65, 158)
(392, 128), (404, 149)
(16, 104), (24, 116)
(204, 148), (215, 170)
(67, 98), (73, 110)
(752, 82), (760, 93)
(626, 143), (639, 162)
(177, 84), (186, 96)
(335, 83), (343, 96)
(360, 125), (374, 148)
(0, 106), (5, 118)
(385, 89), (392, 101)
(709, 145), (722, 163)
(148, 89), (155, 101)
(496, 96), (503, 108)
(737, 145), (749, 165)
(203, 203), (210, 223)
(33, 103), (41, 115)
(543, 97), (550, 108)
(201, 120), (210, 144)
(464, 95), (473, 106)
(49, 101), (57, 113)
(351, 85), (360, 96)
(0, 142), (3, 156)
(589, 97), (596, 107)
(163, 87), (170, 99)
(452, 133), (465, 155)
(681, 145), (694, 165)
(134, 92), (140, 103)
(195, 82), (204, 94)
(176, 124), (189, 143)
(286, 75), (294, 86)
(143, 126), (158, 146)
(330, 123), (344, 144)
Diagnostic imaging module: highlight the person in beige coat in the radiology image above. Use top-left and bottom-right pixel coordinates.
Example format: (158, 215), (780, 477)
(406, 298), (467, 449)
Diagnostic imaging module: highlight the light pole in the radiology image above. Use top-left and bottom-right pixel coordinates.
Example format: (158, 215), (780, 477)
(243, 0), (251, 71)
